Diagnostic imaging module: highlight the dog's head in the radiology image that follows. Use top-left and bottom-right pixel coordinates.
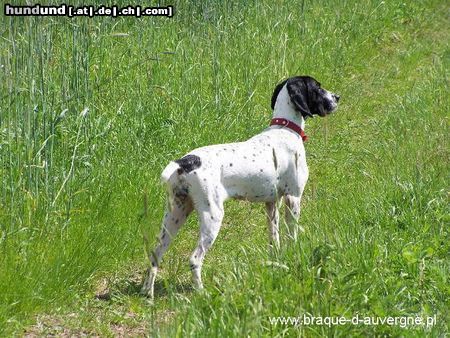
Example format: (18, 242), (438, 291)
(271, 76), (340, 118)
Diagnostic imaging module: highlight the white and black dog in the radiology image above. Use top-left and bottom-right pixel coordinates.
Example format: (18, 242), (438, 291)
(141, 75), (339, 298)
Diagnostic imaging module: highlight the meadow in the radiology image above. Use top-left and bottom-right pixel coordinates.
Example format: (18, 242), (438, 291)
(0, 0), (448, 336)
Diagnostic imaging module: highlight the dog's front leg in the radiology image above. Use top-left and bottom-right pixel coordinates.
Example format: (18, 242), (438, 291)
(265, 202), (280, 250)
(284, 195), (301, 240)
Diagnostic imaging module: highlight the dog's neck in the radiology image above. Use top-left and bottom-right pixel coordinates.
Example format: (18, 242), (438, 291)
(271, 85), (306, 130)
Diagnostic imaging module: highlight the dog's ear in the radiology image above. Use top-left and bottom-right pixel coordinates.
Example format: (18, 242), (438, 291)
(286, 77), (314, 118)
(271, 79), (288, 110)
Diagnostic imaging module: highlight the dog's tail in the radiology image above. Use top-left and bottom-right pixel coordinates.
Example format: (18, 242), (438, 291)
(161, 155), (202, 184)
(161, 155), (201, 209)
(161, 162), (182, 211)
(161, 161), (180, 184)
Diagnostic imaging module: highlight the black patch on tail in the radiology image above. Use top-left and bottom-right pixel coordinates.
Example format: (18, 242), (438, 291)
(175, 155), (201, 174)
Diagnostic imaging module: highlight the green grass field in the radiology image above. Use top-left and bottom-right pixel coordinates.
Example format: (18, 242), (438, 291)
(1, 0), (448, 336)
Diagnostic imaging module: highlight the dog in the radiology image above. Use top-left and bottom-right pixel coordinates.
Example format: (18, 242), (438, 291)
(141, 75), (339, 298)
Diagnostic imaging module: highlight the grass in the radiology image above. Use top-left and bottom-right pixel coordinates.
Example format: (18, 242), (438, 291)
(0, 0), (448, 336)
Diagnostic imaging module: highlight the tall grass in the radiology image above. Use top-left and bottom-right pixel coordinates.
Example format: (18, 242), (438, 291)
(0, 0), (448, 335)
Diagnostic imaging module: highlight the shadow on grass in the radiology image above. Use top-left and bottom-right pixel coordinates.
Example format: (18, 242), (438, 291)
(95, 272), (195, 301)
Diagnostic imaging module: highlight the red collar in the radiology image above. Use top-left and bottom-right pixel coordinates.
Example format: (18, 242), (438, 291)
(270, 118), (308, 142)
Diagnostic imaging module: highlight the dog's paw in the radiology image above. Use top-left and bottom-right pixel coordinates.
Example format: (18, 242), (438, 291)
(140, 286), (154, 299)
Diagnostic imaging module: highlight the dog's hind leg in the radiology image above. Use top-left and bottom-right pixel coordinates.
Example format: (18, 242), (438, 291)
(284, 195), (301, 240)
(141, 196), (193, 298)
(189, 198), (224, 290)
(265, 201), (280, 250)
